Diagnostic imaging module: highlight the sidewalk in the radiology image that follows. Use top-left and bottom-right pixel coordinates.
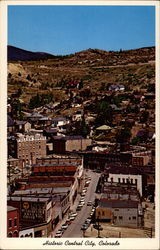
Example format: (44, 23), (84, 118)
(50, 193), (82, 237)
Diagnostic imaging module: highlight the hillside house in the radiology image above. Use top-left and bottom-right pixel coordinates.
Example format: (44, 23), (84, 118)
(15, 121), (31, 133)
(108, 84), (125, 92)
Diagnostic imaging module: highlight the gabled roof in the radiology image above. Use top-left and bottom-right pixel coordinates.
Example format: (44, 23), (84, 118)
(27, 112), (43, 118)
(52, 117), (67, 121)
(7, 205), (18, 212)
(16, 121), (29, 125)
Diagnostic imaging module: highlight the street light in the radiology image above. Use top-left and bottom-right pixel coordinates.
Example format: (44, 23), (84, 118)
(81, 228), (86, 237)
(93, 216), (103, 238)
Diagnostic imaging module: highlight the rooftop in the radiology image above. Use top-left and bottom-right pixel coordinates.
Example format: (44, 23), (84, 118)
(98, 199), (139, 209)
(53, 135), (84, 141)
(7, 196), (51, 203)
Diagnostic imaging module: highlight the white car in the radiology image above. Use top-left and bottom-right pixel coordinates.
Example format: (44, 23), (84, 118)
(69, 216), (76, 220)
(55, 232), (62, 238)
(79, 201), (85, 206)
(80, 198), (85, 202)
(70, 212), (77, 217)
(61, 224), (68, 229)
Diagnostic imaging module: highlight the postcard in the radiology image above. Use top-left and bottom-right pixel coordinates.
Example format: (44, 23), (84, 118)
(0, 0), (159, 249)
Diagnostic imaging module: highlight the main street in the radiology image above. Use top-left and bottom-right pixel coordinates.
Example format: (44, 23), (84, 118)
(62, 170), (100, 237)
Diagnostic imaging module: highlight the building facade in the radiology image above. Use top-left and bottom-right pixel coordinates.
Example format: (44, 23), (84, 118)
(7, 206), (19, 237)
(8, 133), (46, 164)
(96, 199), (143, 228)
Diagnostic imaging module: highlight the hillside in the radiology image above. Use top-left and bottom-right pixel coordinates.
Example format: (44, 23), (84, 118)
(8, 45), (55, 61)
(8, 46), (155, 107)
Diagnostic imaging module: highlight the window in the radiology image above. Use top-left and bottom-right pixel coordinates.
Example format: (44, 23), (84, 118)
(98, 211), (101, 216)
(9, 219), (12, 228)
(114, 216), (117, 219)
(122, 178), (125, 183)
(115, 209), (119, 211)
(102, 211), (105, 216)
(14, 218), (17, 227)
(119, 216), (123, 220)
(118, 178), (120, 183)
(132, 216), (136, 220)
(129, 217), (131, 220)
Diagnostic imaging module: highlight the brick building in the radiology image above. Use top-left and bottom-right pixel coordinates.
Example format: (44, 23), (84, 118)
(7, 206), (19, 237)
(52, 136), (92, 154)
(8, 133), (46, 164)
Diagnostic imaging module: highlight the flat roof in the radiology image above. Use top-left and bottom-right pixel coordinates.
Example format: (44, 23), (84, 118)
(7, 196), (51, 202)
(99, 199), (139, 209)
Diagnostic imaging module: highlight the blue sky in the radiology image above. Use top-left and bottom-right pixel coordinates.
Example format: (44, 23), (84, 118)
(8, 5), (155, 55)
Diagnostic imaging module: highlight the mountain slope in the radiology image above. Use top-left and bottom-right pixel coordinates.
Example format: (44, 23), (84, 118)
(8, 45), (55, 61)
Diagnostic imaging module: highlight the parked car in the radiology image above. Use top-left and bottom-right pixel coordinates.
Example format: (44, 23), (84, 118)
(69, 215), (76, 221)
(79, 201), (85, 206)
(70, 212), (77, 217)
(55, 231), (63, 238)
(61, 224), (68, 230)
(78, 203), (83, 207)
(66, 218), (72, 224)
(80, 197), (85, 202)
(81, 192), (86, 197)
(76, 206), (82, 211)
(85, 218), (91, 224)
(81, 224), (88, 230)
(87, 201), (92, 206)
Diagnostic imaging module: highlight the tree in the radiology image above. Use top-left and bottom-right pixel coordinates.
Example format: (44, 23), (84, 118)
(95, 100), (113, 126)
(116, 128), (131, 143)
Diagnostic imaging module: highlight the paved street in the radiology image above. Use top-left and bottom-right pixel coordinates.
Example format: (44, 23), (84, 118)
(57, 170), (100, 238)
